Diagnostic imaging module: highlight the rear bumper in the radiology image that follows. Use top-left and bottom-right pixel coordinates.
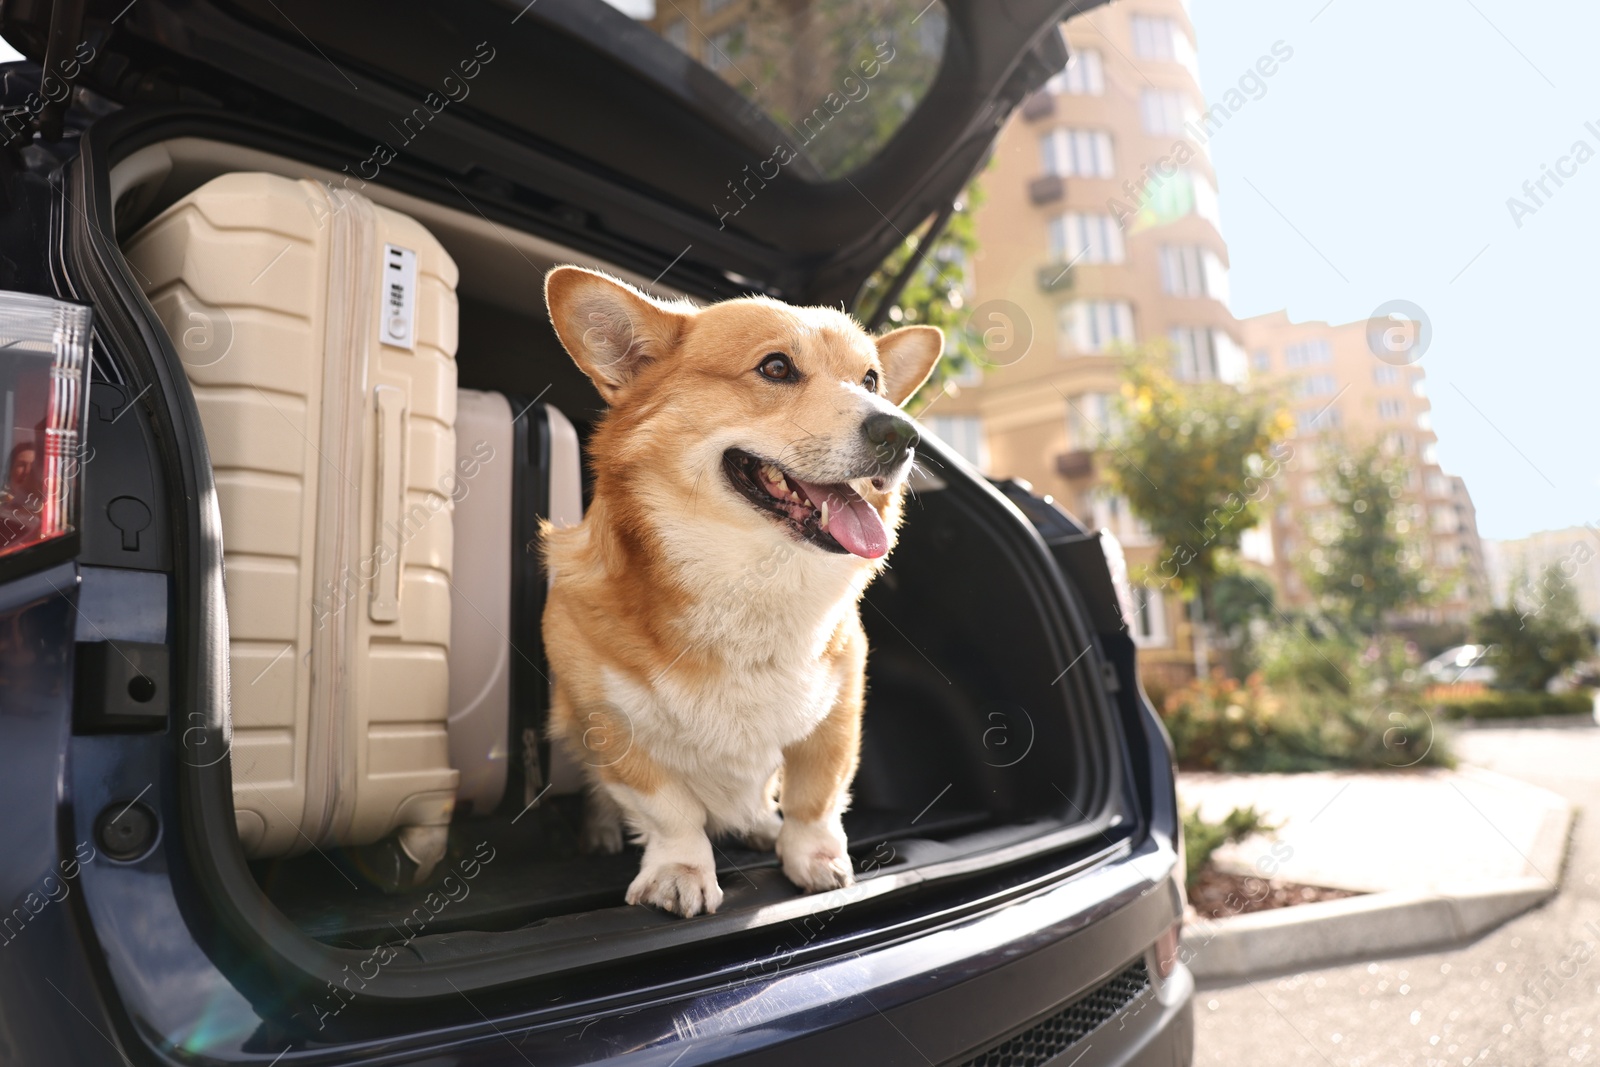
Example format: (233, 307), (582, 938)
(706, 840), (1192, 1067)
(45, 826), (1188, 1067)
(399, 837), (1192, 1067)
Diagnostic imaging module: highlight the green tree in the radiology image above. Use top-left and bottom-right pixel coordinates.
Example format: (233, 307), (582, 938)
(1305, 444), (1430, 635)
(1476, 564), (1597, 691)
(1208, 569), (1279, 676)
(856, 181), (984, 409)
(1101, 357), (1291, 673)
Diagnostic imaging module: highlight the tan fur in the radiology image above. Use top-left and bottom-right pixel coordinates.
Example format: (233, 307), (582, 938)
(541, 266), (941, 917)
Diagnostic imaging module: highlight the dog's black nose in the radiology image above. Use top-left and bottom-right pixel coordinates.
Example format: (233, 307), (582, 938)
(862, 412), (919, 470)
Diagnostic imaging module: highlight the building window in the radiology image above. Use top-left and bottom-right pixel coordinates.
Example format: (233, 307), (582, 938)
(1416, 410), (1432, 431)
(1431, 505), (1459, 534)
(1381, 431), (1413, 456)
(1284, 339), (1332, 367)
(1059, 301), (1136, 354)
(1412, 376), (1428, 398)
(1377, 398), (1405, 420)
(1425, 473), (1448, 497)
(1140, 88), (1195, 136)
(1139, 168), (1219, 228)
(1168, 328), (1215, 381)
(1047, 49), (1105, 95)
(1436, 540), (1462, 567)
(1169, 327), (1243, 382)
(1158, 244), (1227, 299)
(1066, 391), (1116, 448)
(1040, 128), (1115, 178)
(706, 25), (746, 72)
(1373, 364), (1399, 385)
(923, 415), (988, 471)
(1297, 406), (1341, 434)
(1129, 583), (1168, 647)
(1089, 489), (1154, 545)
(662, 19), (691, 51)
(1251, 349), (1272, 373)
(1131, 15), (1190, 64)
(1049, 213), (1126, 264)
(1190, 171), (1222, 229)
(949, 360), (984, 388)
(1295, 374), (1338, 397)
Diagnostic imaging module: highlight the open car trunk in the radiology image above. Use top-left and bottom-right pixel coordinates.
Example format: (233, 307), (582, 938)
(84, 124), (1136, 992)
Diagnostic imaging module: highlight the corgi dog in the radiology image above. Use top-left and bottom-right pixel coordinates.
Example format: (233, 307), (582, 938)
(540, 266), (942, 918)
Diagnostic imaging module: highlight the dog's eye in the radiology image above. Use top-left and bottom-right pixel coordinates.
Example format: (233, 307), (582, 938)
(757, 354), (795, 381)
(862, 370), (879, 393)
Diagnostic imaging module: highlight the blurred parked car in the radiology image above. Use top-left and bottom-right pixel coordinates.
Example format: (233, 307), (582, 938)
(1423, 644), (1498, 686)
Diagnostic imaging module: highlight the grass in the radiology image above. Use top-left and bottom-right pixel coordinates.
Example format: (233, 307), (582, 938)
(1434, 689), (1593, 721)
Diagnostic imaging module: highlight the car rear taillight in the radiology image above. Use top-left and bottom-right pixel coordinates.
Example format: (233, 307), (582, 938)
(0, 292), (91, 559)
(1154, 919), (1182, 979)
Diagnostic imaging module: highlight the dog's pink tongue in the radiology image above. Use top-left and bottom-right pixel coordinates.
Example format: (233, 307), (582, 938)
(794, 479), (887, 559)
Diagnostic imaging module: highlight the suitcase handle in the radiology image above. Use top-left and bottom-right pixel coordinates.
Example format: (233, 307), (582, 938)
(370, 384), (405, 622)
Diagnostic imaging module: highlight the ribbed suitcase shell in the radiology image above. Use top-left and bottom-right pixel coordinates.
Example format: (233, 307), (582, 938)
(127, 172), (461, 871)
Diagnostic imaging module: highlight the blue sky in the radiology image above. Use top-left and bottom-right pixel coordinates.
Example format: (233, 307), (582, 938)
(1188, 0), (1594, 541)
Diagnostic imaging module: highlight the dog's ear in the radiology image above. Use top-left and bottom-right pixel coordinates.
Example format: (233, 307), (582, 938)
(545, 266), (691, 401)
(875, 325), (943, 407)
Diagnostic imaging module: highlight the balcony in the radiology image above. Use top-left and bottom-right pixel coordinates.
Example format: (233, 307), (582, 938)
(1056, 449), (1096, 479)
(1020, 91), (1055, 121)
(1037, 262), (1075, 293)
(1028, 174), (1065, 205)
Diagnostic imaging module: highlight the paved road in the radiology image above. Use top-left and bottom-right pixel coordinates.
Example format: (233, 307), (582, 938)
(1193, 719), (1600, 1067)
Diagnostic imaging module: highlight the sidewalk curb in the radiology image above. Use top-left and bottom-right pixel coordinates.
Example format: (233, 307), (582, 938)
(1180, 876), (1558, 984)
(1178, 763), (1576, 983)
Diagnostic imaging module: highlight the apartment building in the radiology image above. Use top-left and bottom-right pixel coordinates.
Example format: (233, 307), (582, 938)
(1484, 527), (1600, 626)
(1238, 311), (1489, 623)
(929, 0), (1236, 679)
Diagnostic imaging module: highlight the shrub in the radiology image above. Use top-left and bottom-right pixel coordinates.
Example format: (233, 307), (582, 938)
(1182, 805), (1275, 890)
(1162, 670), (1450, 773)
(1435, 689), (1593, 721)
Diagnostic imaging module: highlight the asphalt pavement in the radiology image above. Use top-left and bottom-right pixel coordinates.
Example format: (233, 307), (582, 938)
(1193, 718), (1600, 1067)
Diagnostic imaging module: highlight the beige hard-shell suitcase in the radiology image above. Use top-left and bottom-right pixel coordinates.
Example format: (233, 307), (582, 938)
(127, 172), (461, 877)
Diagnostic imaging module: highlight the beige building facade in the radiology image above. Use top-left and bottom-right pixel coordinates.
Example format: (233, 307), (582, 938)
(1238, 312), (1489, 624)
(1484, 527), (1600, 626)
(929, 0), (1245, 680)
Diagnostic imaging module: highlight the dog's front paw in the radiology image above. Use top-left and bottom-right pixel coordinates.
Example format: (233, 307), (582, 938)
(626, 861), (724, 917)
(777, 819), (855, 893)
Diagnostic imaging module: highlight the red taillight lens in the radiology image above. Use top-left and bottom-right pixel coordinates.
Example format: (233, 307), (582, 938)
(0, 292), (90, 558)
(1155, 919), (1182, 979)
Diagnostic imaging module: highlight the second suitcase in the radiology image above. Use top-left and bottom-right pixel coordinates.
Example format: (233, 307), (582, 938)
(448, 392), (585, 816)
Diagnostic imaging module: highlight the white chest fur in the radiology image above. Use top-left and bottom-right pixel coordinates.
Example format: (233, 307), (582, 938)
(598, 527), (868, 826)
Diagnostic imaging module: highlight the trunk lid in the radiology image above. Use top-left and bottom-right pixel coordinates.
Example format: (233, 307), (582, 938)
(3, 0), (1102, 300)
